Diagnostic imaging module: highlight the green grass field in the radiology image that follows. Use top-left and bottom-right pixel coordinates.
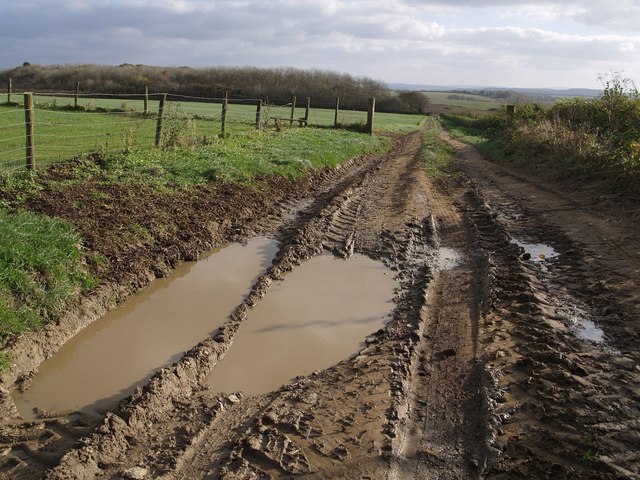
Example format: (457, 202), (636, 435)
(26, 94), (424, 130)
(1, 96), (425, 174)
(423, 91), (504, 111)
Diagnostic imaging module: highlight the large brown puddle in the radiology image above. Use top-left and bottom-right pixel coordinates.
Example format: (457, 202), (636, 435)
(13, 237), (278, 418)
(206, 253), (396, 395)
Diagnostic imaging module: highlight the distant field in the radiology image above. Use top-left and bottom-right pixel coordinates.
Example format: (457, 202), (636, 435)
(0, 96), (425, 173)
(422, 91), (504, 113)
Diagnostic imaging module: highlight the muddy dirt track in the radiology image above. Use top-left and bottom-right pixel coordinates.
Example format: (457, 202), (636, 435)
(0, 120), (638, 479)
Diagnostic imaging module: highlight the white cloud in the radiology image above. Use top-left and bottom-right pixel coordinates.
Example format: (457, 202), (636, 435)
(619, 42), (636, 52)
(0, 0), (639, 87)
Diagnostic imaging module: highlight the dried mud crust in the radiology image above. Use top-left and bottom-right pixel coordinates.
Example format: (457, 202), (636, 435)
(1, 125), (639, 479)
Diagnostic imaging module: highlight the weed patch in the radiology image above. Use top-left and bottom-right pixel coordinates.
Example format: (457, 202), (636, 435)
(441, 75), (640, 194)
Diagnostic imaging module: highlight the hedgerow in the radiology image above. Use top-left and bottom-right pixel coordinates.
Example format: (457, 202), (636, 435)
(444, 73), (640, 188)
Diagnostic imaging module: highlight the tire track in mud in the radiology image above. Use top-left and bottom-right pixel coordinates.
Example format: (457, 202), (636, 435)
(42, 130), (438, 479)
(438, 130), (640, 479)
(164, 130), (436, 480)
(388, 170), (491, 479)
(4, 124), (638, 479)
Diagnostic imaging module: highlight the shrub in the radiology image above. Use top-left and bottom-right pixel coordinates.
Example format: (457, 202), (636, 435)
(446, 75), (640, 187)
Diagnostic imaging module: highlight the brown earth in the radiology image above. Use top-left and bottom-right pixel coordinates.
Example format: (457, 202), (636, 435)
(0, 120), (638, 479)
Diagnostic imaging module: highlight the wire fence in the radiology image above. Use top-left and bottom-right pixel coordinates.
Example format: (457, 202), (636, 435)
(0, 90), (375, 174)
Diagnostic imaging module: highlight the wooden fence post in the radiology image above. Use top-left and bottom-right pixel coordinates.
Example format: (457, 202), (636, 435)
(304, 97), (310, 126)
(366, 97), (376, 135)
(24, 93), (35, 170)
(74, 81), (80, 109)
(144, 86), (149, 116)
(155, 93), (166, 147)
(334, 96), (340, 128)
(289, 95), (296, 127)
(221, 92), (228, 136)
(7, 78), (12, 105)
(506, 104), (515, 117)
(255, 100), (262, 130)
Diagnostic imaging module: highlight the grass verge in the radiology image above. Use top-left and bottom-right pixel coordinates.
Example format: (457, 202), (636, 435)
(98, 127), (388, 186)
(0, 209), (96, 367)
(421, 118), (456, 179)
(439, 114), (504, 160)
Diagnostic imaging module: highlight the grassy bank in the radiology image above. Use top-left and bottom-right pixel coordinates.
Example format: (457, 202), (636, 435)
(0, 210), (97, 369)
(98, 128), (388, 186)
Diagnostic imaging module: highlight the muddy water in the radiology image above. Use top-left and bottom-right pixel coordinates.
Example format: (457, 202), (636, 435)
(206, 253), (396, 395)
(514, 238), (607, 343)
(513, 238), (559, 263)
(570, 310), (606, 343)
(13, 237), (279, 418)
(574, 318), (605, 343)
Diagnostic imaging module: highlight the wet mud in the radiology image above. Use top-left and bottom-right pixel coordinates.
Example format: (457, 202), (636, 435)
(0, 122), (638, 479)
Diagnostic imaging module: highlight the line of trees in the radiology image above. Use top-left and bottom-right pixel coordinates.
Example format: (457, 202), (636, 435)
(0, 63), (430, 114)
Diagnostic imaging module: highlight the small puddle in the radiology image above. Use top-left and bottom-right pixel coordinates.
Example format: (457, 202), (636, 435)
(206, 253), (396, 395)
(13, 237), (278, 418)
(571, 315), (606, 343)
(513, 238), (559, 266)
(434, 247), (462, 271)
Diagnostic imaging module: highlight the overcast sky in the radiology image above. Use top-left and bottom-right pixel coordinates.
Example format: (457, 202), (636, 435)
(1, 0), (638, 88)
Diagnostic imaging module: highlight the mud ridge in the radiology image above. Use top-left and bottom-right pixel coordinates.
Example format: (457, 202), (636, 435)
(42, 134), (414, 478)
(453, 165), (639, 478)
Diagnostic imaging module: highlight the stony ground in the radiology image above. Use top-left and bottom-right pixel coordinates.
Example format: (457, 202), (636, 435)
(0, 121), (638, 479)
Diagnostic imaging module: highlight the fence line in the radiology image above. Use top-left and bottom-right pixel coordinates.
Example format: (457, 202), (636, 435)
(1, 147), (24, 154)
(38, 110), (145, 117)
(0, 135), (28, 143)
(1, 88), (376, 174)
(38, 119), (142, 128)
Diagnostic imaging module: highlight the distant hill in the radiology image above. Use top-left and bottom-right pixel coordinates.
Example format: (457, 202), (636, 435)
(389, 83), (602, 101)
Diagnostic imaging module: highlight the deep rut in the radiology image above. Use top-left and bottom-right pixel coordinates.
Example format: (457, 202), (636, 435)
(389, 175), (489, 479)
